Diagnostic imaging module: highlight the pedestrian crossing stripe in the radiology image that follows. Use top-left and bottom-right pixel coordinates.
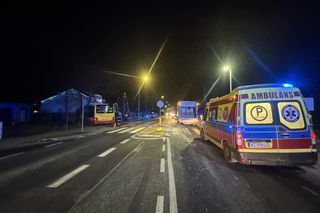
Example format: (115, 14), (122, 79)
(130, 127), (146, 133)
(118, 127), (137, 133)
(107, 127), (127, 133)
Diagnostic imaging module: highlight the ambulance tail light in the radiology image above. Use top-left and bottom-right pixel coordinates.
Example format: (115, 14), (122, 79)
(236, 129), (242, 146)
(311, 129), (316, 147)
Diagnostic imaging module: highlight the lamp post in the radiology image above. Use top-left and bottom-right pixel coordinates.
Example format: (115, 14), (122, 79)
(223, 65), (232, 93)
(138, 74), (149, 119)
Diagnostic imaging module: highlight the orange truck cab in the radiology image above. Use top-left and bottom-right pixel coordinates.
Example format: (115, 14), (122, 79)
(200, 83), (318, 166)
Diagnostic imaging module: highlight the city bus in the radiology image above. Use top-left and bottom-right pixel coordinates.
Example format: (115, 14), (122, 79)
(88, 103), (115, 125)
(200, 83), (318, 166)
(177, 101), (198, 125)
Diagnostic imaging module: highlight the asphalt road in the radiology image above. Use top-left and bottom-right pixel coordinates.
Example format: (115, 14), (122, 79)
(0, 119), (319, 213)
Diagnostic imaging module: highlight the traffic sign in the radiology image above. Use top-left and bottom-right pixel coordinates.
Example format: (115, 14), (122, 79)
(157, 100), (164, 108)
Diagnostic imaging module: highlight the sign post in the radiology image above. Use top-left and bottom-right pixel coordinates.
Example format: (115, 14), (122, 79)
(0, 121), (3, 140)
(157, 100), (164, 126)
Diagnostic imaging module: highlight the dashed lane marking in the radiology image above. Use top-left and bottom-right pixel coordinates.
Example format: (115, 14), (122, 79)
(47, 164), (90, 188)
(46, 142), (63, 148)
(160, 158), (165, 173)
(130, 127), (146, 134)
(107, 127), (127, 133)
(155, 195), (164, 213)
(167, 138), (178, 213)
(162, 144), (166, 152)
(0, 152), (25, 161)
(120, 139), (130, 144)
(302, 186), (319, 196)
(191, 128), (200, 136)
(97, 147), (117, 158)
(68, 142), (145, 211)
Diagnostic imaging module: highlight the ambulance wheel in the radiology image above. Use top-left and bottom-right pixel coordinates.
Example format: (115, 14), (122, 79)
(223, 145), (234, 163)
(223, 143), (237, 163)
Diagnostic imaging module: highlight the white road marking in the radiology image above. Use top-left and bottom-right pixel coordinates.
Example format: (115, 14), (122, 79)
(47, 164), (90, 188)
(68, 142), (145, 211)
(162, 144), (166, 152)
(46, 142), (63, 148)
(233, 175), (239, 181)
(302, 186), (319, 196)
(191, 128), (200, 135)
(130, 127), (146, 133)
(98, 147), (117, 157)
(182, 133), (192, 143)
(76, 135), (85, 139)
(184, 128), (192, 136)
(107, 127), (127, 133)
(163, 137), (166, 142)
(160, 158), (165, 173)
(120, 139), (130, 144)
(155, 195), (164, 213)
(118, 127), (136, 133)
(167, 138), (178, 213)
(0, 152), (25, 161)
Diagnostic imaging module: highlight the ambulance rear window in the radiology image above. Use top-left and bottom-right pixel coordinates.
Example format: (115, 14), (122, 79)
(245, 102), (273, 125)
(277, 101), (305, 129)
(244, 101), (307, 130)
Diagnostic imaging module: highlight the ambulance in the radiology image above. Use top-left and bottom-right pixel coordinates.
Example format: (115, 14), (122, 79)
(200, 83), (318, 166)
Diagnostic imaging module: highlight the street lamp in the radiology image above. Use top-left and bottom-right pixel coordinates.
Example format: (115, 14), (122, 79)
(223, 65), (232, 93)
(143, 74), (149, 83)
(138, 74), (150, 119)
(161, 95), (164, 99)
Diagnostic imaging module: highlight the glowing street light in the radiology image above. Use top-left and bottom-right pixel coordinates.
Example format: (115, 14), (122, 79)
(223, 64), (232, 93)
(161, 95), (164, 99)
(143, 74), (149, 83)
(138, 73), (150, 119)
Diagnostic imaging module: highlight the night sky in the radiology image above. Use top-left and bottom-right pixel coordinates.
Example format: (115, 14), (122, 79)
(1, 2), (320, 113)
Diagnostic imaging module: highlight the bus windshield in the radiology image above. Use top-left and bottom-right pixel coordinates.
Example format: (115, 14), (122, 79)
(96, 105), (108, 113)
(179, 107), (196, 118)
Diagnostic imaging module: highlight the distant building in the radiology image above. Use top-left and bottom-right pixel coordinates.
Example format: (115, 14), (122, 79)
(41, 89), (90, 123)
(0, 102), (33, 125)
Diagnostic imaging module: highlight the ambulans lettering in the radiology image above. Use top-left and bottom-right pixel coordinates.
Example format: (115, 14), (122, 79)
(251, 91), (294, 100)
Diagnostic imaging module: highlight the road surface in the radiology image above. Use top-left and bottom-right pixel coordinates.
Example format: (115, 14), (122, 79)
(0, 119), (319, 213)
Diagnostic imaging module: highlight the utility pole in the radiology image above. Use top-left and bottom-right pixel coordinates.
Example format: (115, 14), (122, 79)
(65, 90), (69, 131)
(81, 97), (85, 133)
(122, 92), (129, 120)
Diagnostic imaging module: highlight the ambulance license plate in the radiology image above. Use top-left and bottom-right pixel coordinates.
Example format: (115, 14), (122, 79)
(246, 140), (272, 148)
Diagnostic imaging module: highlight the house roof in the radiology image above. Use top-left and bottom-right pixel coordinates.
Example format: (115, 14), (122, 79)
(41, 88), (89, 103)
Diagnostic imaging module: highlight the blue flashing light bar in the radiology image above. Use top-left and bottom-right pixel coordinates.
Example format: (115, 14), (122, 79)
(282, 83), (293, 88)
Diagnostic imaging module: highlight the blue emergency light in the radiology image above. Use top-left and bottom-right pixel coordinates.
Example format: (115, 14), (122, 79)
(282, 83), (293, 88)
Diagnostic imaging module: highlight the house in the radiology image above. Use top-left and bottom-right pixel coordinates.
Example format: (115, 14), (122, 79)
(41, 89), (90, 123)
(0, 102), (33, 125)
